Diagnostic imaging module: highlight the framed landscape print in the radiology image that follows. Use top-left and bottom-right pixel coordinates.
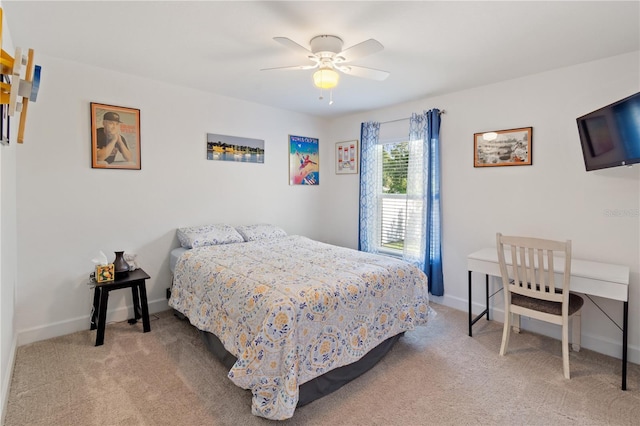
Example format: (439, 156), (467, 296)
(90, 103), (141, 170)
(474, 127), (532, 167)
(336, 140), (358, 174)
(206, 133), (264, 163)
(289, 135), (319, 185)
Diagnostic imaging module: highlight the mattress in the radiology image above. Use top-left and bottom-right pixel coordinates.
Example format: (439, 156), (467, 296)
(169, 235), (430, 420)
(169, 247), (188, 272)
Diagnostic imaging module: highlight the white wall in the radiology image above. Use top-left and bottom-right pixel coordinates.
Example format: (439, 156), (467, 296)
(322, 52), (640, 363)
(14, 54), (329, 344)
(0, 131), (16, 426)
(0, 1), (17, 419)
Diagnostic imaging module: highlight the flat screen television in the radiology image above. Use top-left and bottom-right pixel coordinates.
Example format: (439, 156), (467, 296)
(576, 92), (640, 171)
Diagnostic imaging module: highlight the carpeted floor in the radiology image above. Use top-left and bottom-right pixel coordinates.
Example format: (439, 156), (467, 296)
(4, 303), (639, 425)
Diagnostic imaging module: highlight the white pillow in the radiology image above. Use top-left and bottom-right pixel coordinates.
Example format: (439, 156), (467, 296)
(177, 224), (244, 249)
(235, 224), (287, 242)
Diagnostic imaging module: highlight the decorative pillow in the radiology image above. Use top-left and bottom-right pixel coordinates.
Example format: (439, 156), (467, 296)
(176, 224), (244, 249)
(235, 224), (287, 242)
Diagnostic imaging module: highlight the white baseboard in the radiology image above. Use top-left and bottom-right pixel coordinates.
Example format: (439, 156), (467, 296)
(14, 293), (639, 365)
(1, 334), (17, 426)
(434, 293), (640, 365)
(16, 298), (169, 346)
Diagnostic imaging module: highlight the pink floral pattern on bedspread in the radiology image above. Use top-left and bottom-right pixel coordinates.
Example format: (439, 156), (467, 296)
(168, 235), (430, 420)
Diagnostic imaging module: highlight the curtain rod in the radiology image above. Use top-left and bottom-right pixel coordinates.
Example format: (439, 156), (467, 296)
(379, 109), (446, 125)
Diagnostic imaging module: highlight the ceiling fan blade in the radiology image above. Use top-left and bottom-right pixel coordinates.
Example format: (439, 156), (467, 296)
(261, 64), (319, 71)
(337, 39), (384, 62)
(339, 65), (390, 81)
(273, 37), (315, 59)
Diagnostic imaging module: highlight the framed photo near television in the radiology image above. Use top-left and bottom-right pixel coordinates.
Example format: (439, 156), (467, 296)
(90, 103), (141, 170)
(474, 127), (532, 167)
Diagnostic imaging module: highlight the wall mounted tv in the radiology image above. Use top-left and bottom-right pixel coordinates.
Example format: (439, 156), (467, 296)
(576, 92), (640, 171)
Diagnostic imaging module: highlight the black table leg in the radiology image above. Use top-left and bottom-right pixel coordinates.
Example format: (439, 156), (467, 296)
(130, 284), (142, 323)
(90, 285), (100, 330)
(96, 287), (109, 346)
(138, 282), (151, 333)
(622, 300), (628, 390)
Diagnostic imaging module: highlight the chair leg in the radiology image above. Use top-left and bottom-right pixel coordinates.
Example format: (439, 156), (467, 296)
(572, 310), (581, 352)
(562, 319), (570, 379)
(500, 309), (511, 356)
(512, 313), (521, 334)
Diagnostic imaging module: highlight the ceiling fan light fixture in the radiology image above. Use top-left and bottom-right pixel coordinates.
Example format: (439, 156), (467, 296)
(313, 68), (339, 89)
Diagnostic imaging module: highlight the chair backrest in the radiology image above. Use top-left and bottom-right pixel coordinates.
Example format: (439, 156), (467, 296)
(496, 233), (572, 304)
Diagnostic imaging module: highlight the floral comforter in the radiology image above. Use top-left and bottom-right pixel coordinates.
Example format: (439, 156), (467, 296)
(169, 235), (430, 420)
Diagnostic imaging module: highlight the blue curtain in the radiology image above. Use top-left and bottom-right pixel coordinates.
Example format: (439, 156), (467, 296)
(358, 121), (380, 253)
(424, 109), (443, 296)
(404, 114), (428, 269)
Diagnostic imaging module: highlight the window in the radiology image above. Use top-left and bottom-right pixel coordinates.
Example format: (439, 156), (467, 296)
(359, 111), (443, 295)
(376, 139), (425, 261)
(379, 140), (409, 254)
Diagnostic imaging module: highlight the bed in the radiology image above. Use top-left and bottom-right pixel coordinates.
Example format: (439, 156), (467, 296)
(168, 224), (431, 420)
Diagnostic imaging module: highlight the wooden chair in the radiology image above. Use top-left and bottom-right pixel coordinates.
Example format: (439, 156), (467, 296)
(496, 233), (584, 379)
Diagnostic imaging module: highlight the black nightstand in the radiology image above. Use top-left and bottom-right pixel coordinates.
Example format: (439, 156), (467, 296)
(89, 268), (151, 346)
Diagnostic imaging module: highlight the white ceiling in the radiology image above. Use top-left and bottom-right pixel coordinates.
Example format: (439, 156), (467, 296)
(3, 1), (639, 118)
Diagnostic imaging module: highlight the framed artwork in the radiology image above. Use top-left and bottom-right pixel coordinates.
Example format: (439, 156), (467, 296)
(0, 75), (9, 146)
(90, 103), (141, 169)
(289, 135), (319, 185)
(0, 104), (9, 146)
(206, 133), (264, 163)
(336, 140), (358, 174)
(474, 127), (532, 167)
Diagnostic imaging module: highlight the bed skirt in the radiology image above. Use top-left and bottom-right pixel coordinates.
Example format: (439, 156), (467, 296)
(176, 310), (403, 406)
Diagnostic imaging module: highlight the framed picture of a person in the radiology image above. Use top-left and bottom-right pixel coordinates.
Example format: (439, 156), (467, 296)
(90, 103), (141, 169)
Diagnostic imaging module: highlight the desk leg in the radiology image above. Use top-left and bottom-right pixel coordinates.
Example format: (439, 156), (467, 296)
(475, 274), (520, 333)
(90, 286), (100, 330)
(139, 282), (151, 333)
(96, 288), (109, 346)
(485, 274), (490, 321)
(469, 272), (491, 337)
(468, 271), (473, 337)
(622, 300), (628, 391)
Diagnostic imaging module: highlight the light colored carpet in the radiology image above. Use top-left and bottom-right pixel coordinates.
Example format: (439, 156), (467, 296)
(4, 303), (639, 425)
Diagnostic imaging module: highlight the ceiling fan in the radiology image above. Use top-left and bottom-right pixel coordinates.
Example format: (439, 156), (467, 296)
(261, 35), (390, 90)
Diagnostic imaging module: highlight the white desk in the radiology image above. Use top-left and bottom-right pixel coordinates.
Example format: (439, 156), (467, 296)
(467, 248), (630, 390)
